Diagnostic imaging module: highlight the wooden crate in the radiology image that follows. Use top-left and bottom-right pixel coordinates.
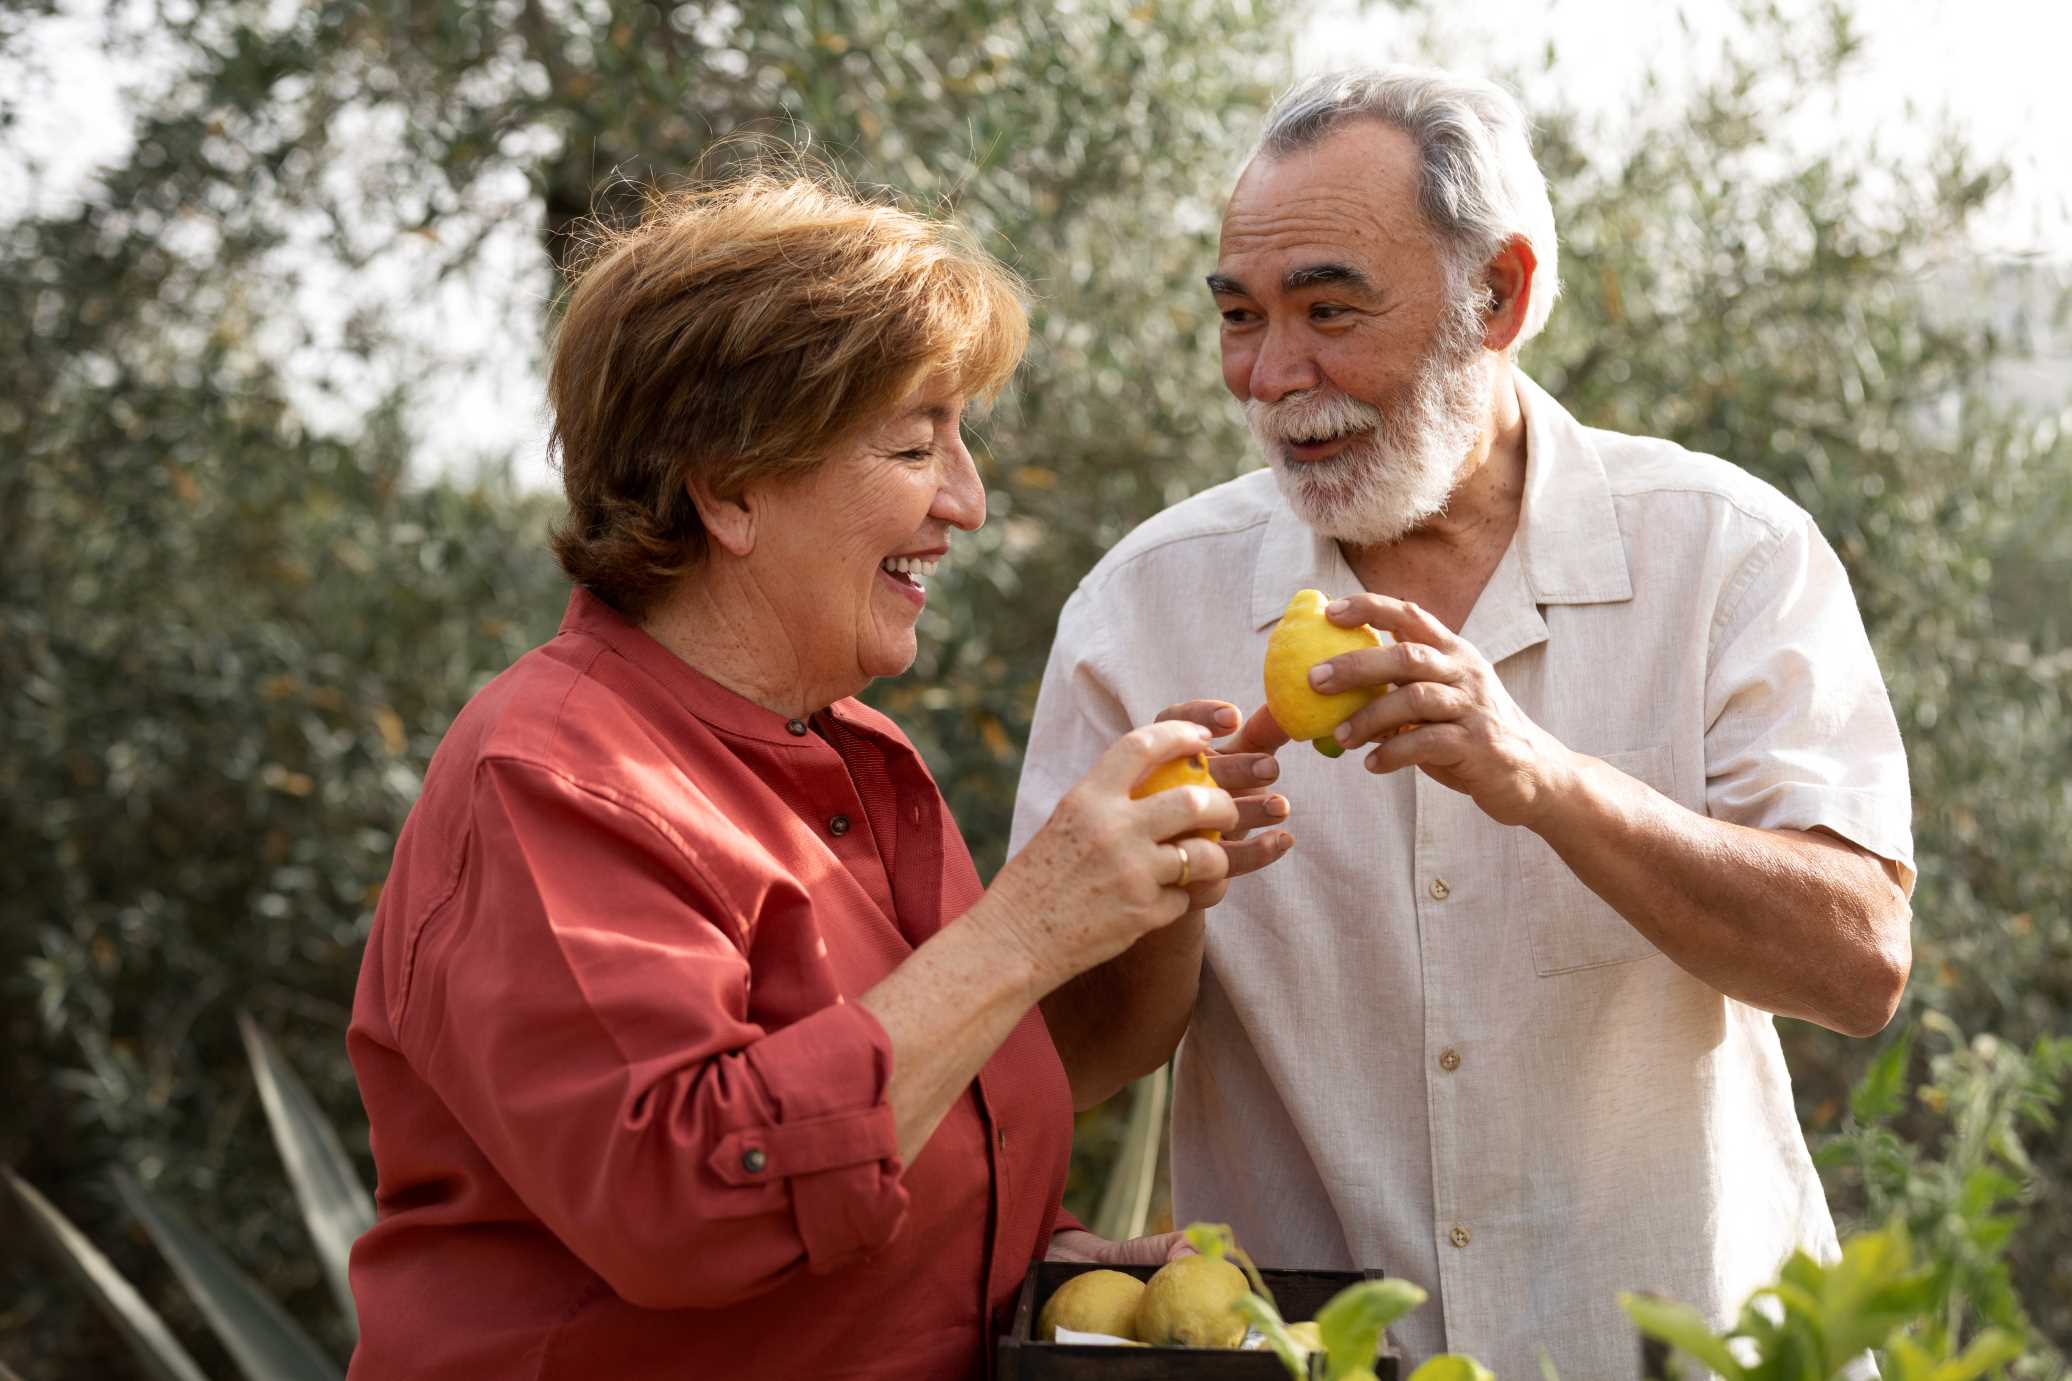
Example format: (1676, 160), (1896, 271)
(997, 1261), (1404, 1381)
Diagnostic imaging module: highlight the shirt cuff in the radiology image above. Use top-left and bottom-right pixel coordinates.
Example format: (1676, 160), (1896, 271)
(733, 999), (909, 1272)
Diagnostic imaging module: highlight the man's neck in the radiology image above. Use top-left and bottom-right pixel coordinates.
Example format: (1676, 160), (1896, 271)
(1342, 366), (1528, 633)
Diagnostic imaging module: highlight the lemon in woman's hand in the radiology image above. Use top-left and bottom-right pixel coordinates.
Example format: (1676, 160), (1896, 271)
(1130, 752), (1222, 841)
(1264, 588), (1392, 758)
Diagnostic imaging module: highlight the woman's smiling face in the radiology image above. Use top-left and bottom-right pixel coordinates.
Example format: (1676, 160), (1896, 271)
(750, 375), (987, 697)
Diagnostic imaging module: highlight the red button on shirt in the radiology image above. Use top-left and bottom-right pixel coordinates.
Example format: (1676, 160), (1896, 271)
(346, 589), (1079, 1380)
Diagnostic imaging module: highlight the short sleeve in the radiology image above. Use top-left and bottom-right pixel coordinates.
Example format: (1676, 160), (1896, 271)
(1704, 514), (1915, 892)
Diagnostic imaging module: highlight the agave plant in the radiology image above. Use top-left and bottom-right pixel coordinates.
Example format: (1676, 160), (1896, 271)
(7, 1013), (372, 1381)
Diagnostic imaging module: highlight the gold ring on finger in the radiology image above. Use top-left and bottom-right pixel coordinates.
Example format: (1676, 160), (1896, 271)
(1171, 842), (1191, 889)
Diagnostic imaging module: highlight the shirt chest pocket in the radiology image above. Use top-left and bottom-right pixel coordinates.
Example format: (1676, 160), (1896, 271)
(1507, 744), (1674, 976)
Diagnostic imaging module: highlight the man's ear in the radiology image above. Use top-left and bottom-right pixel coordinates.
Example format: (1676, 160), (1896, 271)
(686, 471), (757, 558)
(1479, 234), (1538, 354)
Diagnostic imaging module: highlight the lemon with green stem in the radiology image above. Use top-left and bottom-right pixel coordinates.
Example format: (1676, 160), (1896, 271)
(1263, 589), (1394, 758)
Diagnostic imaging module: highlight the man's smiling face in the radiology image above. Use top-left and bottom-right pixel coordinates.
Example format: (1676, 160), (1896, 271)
(1210, 119), (1494, 546)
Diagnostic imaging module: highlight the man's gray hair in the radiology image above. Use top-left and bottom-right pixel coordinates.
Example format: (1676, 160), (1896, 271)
(1257, 67), (1561, 347)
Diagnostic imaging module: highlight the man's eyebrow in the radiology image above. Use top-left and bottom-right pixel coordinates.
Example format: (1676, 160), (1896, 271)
(1283, 262), (1370, 292)
(1204, 272), (1247, 297)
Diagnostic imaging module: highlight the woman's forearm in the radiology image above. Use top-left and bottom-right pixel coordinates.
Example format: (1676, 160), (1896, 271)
(857, 900), (1049, 1163)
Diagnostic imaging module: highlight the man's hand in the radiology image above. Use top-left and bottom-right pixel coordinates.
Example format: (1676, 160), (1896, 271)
(1305, 595), (1578, 828)
(1047, 1228), (1196, 1265)
(1152, 699), (1294, 907)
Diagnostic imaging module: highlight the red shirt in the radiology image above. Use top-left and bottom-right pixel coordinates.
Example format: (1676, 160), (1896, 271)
(346, 589), (1079, 1379)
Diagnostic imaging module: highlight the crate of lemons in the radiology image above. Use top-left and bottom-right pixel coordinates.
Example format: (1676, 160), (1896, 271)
(1029, 1223), (1489, 1381)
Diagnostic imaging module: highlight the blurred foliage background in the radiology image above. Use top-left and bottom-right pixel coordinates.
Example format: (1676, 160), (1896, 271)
(2, 0), (2066, 1376)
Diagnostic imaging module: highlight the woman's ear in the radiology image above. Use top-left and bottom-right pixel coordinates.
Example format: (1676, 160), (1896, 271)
(686, 472), (756, 558)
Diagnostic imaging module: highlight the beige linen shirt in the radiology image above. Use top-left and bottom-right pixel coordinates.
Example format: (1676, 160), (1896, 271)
(1010, 374), (1914, 1377)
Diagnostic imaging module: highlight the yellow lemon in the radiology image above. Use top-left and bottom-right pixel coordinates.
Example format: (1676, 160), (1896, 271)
(1129, 752), (1222, 841)
(1038, 1269), (1146, 1341)
(1263, 589), (1393, 757)
(1286, 1320), (1323, 1352)
(1133, 1254), (1250, 1348)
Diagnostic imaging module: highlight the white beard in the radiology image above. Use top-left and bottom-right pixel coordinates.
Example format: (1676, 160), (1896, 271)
(1247, 325), (1490, 548)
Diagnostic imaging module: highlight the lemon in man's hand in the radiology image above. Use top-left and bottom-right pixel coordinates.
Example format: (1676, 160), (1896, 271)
(1038, 1269), (1146, 1341)
(1130, 752), (1223, 841)
(1263, 589), (1393, 758)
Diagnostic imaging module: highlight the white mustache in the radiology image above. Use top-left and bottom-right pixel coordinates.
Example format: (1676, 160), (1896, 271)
(1245, 390), (1386, 446)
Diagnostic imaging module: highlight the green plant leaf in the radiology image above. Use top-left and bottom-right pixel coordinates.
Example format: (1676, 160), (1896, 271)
(115, 1169), (345, 1381)
(239, 1011), (374, 1334)
(1619, 1292), (1748, 1381)
(1235, 1293), (1308, 1381)
(1317, 1278), (1427, 1380)
(1404, 1356), (1494, 1381)
(1852, 1028), (1916, 1124)
(4, 1167), (213, 1381)
(1183, 1221), (1235, 1262)
(1925, 1327), (2025, 1380)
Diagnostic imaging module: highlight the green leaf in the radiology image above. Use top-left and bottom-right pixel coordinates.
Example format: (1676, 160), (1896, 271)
(1183, 1221), (1235, 1262)
(4, 1167), (214, 1381)
(1317, 1278), (1427, 1380)
(1234, 1293), (1307, 1381)
(1851, 1028), (1916, 1123)
(1404, 1356), (1495, 1381)
(239, 1010), (375, 1334)
(1619, 1292), (1748, 1381)
(116, 1169), (345, 1381)
(1924, 1327), (2025, 1380)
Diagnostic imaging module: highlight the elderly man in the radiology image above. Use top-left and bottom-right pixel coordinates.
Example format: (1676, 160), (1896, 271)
(1011, 68), (1914, 1375)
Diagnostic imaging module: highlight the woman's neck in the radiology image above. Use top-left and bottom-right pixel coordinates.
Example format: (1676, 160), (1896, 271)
(639, 570), (836, 719)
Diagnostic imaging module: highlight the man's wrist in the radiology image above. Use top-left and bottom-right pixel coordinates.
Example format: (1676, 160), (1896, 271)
(1522, 742), (1596, 838)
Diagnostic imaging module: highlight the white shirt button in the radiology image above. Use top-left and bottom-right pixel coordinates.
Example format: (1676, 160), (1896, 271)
(1429, 878), (1451, 901)
(1450, 1224), (1471, 1249)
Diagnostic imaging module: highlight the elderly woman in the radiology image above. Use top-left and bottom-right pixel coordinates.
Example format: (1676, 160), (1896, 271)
(343, 170), (1292, 1379)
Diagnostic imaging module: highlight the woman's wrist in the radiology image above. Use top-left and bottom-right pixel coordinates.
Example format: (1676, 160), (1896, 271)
(961, 865), (1065, 1007)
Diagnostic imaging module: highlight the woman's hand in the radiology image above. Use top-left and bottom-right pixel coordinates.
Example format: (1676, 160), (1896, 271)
(1152, 699), (1294, 911)
(1046, 1228), (1196, 1266)
(981, 720), (1240, 997)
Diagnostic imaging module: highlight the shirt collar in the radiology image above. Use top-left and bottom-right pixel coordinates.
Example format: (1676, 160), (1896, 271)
(1248, 372), (1632, 633)
(558, 586), (869, 746)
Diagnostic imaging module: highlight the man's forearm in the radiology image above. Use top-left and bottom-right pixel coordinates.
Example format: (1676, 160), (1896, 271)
(1531, 752), (1911, 1036)
(1040, 908), (1206, 1110)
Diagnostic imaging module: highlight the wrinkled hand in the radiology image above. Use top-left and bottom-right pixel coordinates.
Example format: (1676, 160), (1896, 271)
(1151, 699), (1294, 910)
(989, 721), (1240, 992)
(1046, 1228), (1197, 1266)
(1302, 595), (1579, 828)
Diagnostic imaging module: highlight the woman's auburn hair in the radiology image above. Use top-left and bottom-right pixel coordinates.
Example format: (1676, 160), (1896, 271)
(546, 165), (1030, 618)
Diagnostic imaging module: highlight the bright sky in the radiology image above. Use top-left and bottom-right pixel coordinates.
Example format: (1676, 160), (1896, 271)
(7, 0), (2068, 490)
(1304, 0), (2072, 256)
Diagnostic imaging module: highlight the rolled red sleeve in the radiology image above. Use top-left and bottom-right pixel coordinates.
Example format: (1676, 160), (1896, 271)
(391, 757), (908, 1309)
